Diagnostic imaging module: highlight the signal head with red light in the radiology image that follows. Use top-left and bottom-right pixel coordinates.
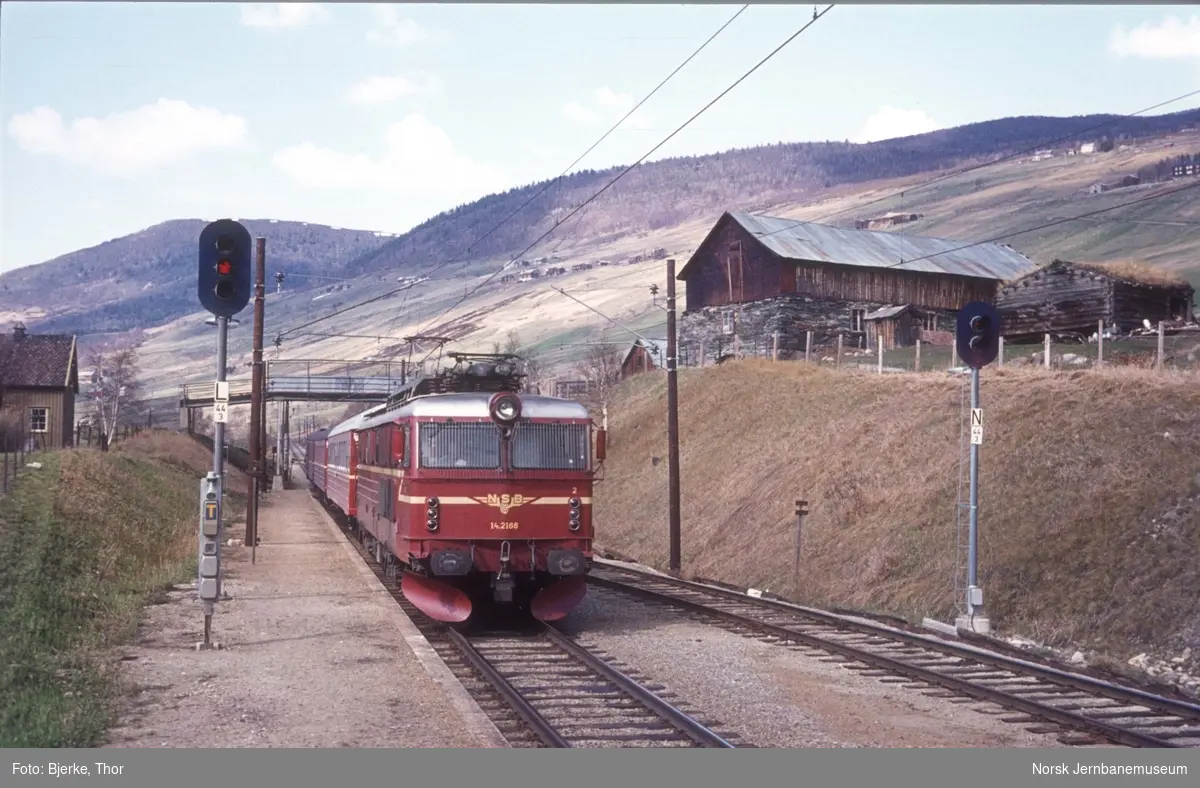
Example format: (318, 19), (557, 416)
(197, 220), (253, 318)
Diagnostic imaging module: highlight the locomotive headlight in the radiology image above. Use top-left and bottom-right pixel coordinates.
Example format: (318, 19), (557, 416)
(426, 517), (439, 532)
(569, 497), (581, 509)
(568, 509), (581, 531)
(427, 507), (437, 518)
(426, 496), (439, 507)
(488, 392), (521, 424)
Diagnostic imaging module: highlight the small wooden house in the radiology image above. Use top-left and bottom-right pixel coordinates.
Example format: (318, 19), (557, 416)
(620, 338), (666, 379)
(864, 305), (928, 350)
(994, 259), (1196, 341)
(0, 323), (80, 449)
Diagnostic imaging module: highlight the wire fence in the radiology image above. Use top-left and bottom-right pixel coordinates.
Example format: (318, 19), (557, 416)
(1, 412), (156, 497)
(677, 326), (1200, 376)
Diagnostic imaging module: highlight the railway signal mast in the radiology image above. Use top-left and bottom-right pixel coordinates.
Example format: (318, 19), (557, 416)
(955, 301), (1000, 635)
(195, 219), (253, 649)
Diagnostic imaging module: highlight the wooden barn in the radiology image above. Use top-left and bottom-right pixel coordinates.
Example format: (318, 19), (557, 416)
(0, 323), (80, 449)
(620, 338), (666, 379)
(676, 211), (1038, 354)
(994, 259), (1196, 341)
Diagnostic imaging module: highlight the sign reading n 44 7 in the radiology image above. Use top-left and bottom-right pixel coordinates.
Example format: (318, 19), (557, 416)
(970, 408), (983, 445)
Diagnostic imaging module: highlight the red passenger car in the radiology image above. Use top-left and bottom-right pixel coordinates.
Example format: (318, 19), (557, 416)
(314, 354), (606, 624)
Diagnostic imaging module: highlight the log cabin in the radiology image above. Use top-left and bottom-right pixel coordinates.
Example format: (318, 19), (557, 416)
(994, 259), (1196, 341)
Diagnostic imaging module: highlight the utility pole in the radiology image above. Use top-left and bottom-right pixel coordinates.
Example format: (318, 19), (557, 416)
(666, 258), (681, 573)
(247, 237), (266, 560)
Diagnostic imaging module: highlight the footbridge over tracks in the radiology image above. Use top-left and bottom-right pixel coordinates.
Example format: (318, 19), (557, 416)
(177, 358), (436, 410)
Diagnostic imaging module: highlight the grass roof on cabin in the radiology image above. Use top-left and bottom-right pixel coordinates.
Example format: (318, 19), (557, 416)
(1072, 259), (1192, 288)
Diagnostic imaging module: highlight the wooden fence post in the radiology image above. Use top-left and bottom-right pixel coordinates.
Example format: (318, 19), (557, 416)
(1157, 321), (1164, 371)
(836, 334), (843, 368)
(1044, 334), (1051, 368)
(915, 339), (921, 372)
(805, 331), (813, 363)
(998, 336), (1005, 367)
(772, 332), (779, 362)
(1097, 319), (1104, 366)
(877, 336), (883, 374)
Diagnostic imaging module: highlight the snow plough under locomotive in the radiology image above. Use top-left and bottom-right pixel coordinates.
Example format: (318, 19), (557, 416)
(303, 353), (606, 623)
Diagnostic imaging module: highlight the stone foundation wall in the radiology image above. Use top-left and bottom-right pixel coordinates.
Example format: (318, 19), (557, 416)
(678, 295), (957, 365)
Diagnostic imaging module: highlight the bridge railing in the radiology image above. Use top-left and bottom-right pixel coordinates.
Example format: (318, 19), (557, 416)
(178, 358), (432, 405)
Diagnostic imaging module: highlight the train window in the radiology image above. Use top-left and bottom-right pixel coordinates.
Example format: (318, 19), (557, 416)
(394, 427), (410, 469)
(418, 422), (501, 469)
(510, 423), (589, 470)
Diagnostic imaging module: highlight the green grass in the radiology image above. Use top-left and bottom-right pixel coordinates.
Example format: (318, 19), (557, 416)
(0, 442), (204, 747)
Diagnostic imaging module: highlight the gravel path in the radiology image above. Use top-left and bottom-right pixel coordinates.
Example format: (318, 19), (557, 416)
(557, 588), (1071, 748)
(104, 483), (503, 748)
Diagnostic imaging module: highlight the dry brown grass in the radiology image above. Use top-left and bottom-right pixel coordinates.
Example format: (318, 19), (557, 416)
(595, 360), (1200, 658)
(1079, 259), (1192, 288)
(115, 429), (249, 490)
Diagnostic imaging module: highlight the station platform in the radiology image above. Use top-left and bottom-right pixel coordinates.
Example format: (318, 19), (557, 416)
(104, 474), (505, 748)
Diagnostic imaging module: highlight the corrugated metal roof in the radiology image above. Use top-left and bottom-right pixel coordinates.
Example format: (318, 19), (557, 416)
(624, 338), (667, 367)
(864, 305), (919, 321)
(715, 212), (1038, 281)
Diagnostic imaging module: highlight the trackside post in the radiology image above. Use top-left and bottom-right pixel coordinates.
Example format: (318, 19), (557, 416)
(954, 301), (1000, 635)
(196, 219), (253, 648)
(666, 258), (681, 573)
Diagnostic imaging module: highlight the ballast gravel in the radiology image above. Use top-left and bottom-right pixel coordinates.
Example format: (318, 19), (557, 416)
(558, 589), (1071, 748)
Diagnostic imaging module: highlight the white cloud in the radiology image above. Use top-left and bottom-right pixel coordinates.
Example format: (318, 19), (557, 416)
(346, 74), (439, 105)
(562, 87), (654, 129)
(366, 6), (431, 47)
(239, 3), (331, 29)
(272, 114), (505, 198)
(1109, 16), (1200, 59)
(853, 106), (943, 144)
(7, 99), (247, 176)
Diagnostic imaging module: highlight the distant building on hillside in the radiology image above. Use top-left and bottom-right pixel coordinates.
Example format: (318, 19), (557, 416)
(0, 323), (80, 449)
(619, 338), (667, 379)
(994, 259), (1195, 341)
(675, 211), (1038, 359)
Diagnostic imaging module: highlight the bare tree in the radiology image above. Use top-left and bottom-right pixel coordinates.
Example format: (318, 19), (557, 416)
(502, 329), (544, 394)
(87, 344), (143, 447)
(572, 342), (623, 402)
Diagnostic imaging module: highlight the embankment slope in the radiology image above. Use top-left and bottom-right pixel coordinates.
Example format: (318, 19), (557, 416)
(0, 431), (242, 746)
(595, 361), (1200, 661)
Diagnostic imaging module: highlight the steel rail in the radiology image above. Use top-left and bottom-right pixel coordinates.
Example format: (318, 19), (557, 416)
(541, 624), (736, 748)
(445, 627), (572, 748)
(594, 560), (1200, 724)
(586, 573), (1182, 748)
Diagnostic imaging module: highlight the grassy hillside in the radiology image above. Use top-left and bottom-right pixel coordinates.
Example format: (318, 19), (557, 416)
(4, 107), (1198, 341)
(0, 431), (243, 747)
(594, 361), (1200, 665)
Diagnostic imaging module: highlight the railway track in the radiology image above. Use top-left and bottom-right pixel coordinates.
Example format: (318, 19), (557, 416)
(588, 559), (1200, 749)
(329, 511), (745, 748)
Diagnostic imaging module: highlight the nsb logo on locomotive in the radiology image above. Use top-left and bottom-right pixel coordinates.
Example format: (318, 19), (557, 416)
(475, 493), (538, 514)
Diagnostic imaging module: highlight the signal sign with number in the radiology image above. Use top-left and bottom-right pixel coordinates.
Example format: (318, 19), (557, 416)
(213, 401), (229, 423)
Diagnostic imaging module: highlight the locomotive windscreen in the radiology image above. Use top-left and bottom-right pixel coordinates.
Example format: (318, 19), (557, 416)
(419, 422), (502, 469)
(510, 422), (589, 470)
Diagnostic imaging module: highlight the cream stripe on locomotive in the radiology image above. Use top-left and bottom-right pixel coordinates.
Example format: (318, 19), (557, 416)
(396, 494), (593, 505)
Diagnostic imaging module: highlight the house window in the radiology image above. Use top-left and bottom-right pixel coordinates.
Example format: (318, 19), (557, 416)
(721, 311), (735, 335)
(923, 313), (938, 332)
(851, 309), (866, 332)
(30, 407), (49, 433)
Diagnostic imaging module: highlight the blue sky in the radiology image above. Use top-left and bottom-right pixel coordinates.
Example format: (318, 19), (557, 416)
(2, 3), (1198, 273)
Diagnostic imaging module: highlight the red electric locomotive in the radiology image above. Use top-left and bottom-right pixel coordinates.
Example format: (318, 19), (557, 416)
(311, 353), (606, 624)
